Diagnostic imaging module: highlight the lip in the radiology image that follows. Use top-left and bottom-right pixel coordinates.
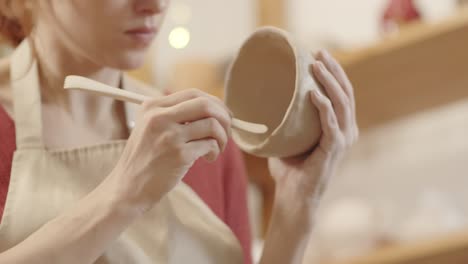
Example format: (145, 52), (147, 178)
(125, 26), (157, 34)
(124, 27), (157, 46)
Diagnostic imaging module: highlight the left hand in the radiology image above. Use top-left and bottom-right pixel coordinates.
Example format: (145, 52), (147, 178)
(268, 50), (358, 210)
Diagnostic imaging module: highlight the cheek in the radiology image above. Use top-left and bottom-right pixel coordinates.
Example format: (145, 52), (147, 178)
(50, 0), (149, 69)
(65, 25), (148, 70)
(56, 17), (131, 67)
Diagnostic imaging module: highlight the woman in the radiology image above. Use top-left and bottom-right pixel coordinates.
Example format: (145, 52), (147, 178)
(0, 1), (358, 263)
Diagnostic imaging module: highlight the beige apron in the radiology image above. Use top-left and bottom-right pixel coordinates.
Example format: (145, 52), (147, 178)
(0, 41), (243, 263)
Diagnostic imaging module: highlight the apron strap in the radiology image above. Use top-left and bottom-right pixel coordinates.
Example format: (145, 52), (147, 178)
(11, 41), (44, 149)
(10, 42), (139, 149)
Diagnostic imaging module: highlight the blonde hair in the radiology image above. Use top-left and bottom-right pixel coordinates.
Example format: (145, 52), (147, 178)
(0, 0), (34, 46)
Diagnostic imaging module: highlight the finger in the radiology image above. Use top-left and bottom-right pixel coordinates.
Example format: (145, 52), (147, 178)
(316, 50), (359, 142)
(310, 90), (340, 151)
(182, 117), (228, 152)
(168, 97), (232, 139)
(316, 50), (355, 106)
(144, 88), (233, 118)
(312, 61), (350, 130)
(186, 138), (220, 162)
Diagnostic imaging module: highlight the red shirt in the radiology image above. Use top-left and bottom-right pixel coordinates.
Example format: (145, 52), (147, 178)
(0, 106), (252, 263)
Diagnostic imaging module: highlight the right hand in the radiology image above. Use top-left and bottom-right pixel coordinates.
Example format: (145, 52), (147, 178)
(106, 89), (232, 213)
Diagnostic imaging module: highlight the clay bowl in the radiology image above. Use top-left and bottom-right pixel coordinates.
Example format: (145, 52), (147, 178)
(225, 26), (323, 158)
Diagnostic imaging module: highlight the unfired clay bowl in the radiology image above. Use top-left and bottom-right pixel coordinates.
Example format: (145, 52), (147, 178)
(225, 26), (322, 158)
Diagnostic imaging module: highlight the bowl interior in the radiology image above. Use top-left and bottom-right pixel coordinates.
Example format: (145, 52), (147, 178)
(226, 30), (297, 147)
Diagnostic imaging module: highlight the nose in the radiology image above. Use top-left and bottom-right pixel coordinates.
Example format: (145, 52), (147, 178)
(134, 0), (169, 15)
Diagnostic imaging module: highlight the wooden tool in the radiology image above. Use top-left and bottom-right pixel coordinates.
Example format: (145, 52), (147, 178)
(64, 75), (268, 134)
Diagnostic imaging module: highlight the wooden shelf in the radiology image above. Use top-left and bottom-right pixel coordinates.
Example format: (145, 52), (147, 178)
(335, 8), (468, 67)
(330, 230), (468, 264)
(334, 7), (468, 130)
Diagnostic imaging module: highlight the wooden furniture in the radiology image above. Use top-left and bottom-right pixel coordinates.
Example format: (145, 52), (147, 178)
(335, 7), (468, 130)
(329, 230), (468, 264)
(257, 0), (286, 29)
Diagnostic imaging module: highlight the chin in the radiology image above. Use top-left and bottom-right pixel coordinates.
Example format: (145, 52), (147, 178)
(112, 51), (147, 71)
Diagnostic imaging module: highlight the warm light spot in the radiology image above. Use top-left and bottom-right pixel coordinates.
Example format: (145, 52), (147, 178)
(168, 27), (191, 49)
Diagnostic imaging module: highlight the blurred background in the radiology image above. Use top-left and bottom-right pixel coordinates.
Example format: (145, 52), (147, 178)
(3, 0), (468, 263)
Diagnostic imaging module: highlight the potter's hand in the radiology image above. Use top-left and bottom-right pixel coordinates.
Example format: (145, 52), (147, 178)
(106, 89), (232, 213)
(260, 50), (358, 264)
(268, 49), (358, 207)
